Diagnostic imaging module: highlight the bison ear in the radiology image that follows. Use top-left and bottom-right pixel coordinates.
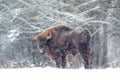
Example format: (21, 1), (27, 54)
(46, 33), (52, 40)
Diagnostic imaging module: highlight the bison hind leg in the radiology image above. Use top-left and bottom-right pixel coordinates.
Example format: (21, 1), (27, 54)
(79, 44), (91, 69)
(83, 54), (90, 69)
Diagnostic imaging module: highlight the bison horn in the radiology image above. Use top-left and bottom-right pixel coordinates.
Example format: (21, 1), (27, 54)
(46, 33), (52, 40)
(33, 35), (38, 40)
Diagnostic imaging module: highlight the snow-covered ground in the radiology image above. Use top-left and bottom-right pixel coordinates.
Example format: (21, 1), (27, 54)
(0, 67), (120, 80)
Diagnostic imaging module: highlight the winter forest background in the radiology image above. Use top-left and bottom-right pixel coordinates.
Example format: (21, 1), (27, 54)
(0, 0), (120, 69)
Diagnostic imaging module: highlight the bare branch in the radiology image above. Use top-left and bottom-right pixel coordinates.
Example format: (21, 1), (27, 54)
(81, 20), (112, 37)
(80, 0), (97, 7)
(44, 16), (65, 24)
(19, 0), (31, 6)
(82, 20), (112, 27)
(108, 16), (120, 23)
(16, 17), (41, 30)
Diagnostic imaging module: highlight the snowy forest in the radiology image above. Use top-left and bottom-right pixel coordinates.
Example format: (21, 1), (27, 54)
(0, 0), (120, 69)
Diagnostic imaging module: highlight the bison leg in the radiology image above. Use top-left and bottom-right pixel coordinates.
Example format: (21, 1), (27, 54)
(79, 44), (90, 69)
(61, 53), (66, 68)
(82, 53), (89, 69)
(54, 52), (61, 68)
(55, 55), (61, 68)
(87, 45), (92, 68)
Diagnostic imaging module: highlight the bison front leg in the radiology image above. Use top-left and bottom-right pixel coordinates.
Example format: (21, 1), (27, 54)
(54, 53), (61, 68)
(55, 57), (61, 68)
(54, 52), (66, 68)
(61, 53), (66, 68)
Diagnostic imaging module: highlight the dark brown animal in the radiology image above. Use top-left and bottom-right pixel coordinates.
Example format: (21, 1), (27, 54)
(34, 25), (91, 69)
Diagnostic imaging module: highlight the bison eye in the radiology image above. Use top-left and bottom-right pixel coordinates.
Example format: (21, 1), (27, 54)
(40, 38), (46, 42)
(45, 39), (51, 45)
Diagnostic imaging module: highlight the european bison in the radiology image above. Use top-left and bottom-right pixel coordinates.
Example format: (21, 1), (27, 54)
(34, 25), (91, 69)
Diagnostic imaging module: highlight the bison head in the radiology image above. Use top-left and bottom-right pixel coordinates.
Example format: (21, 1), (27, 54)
(34, 29), (53, 54)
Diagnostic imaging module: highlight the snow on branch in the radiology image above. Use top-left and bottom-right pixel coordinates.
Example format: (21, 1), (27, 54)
(55, 10), (96, 22)
(82, 20), (112, 27)
(78, 6), (100, 16)
(44, 16), (65, 24)
(16, 17), (41, 30)
(55, 11), (75, 18)
(22, 30), (42, 34)
(108, 16), (120, 23)
(10, 9), (21, 22)
(0, 4), (9, 9)
(81, 20), (112, 37)
(80, 0), (97, 7)
(7, 28), (20, 42)
(19, 0), (31, 6)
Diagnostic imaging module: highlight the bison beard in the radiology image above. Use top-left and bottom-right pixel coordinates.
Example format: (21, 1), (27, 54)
(34, 25), (91, 69)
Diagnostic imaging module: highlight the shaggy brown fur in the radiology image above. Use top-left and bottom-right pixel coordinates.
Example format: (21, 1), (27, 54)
(34, 25), (91, 68)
